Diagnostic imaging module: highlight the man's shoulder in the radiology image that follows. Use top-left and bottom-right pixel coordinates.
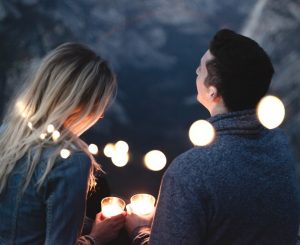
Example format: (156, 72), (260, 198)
(164, 145), (217, 182)
(160, 147), (213, 196)
(169, 144), (218, 169)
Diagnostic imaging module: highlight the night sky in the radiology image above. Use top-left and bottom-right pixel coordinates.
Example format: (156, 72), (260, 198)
(1, 0), (299, 203)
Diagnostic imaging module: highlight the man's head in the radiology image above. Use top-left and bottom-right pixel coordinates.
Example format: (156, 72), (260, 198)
(196, 29), (274, 113)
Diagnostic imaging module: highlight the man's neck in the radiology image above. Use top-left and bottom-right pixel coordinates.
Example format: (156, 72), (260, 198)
(209, 100), (228, 117)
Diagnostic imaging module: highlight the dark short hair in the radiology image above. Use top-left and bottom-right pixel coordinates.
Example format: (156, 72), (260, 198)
(205, 29), (274, 111)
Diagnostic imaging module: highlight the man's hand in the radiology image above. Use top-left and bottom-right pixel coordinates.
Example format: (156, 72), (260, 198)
(125, 204), (155, 236)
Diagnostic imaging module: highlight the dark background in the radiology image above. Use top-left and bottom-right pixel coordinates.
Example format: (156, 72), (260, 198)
(1, 0), (299, 204)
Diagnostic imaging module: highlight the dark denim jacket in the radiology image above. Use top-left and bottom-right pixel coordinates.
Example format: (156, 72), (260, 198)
(0, 147), (91, 245)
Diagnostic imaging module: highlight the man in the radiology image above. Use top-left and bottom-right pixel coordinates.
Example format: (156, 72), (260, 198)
(125, 29), (300, 244)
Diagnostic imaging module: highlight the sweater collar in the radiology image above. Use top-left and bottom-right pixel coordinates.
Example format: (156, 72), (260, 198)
(208, 109), (265, 135)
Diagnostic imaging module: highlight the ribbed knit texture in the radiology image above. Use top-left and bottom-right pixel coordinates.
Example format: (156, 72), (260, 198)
(146, 109), (300, 245)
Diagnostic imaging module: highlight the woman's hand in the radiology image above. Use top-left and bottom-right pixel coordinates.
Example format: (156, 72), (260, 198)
(89, 212), (126, 245)
(125, 204), (155, 236)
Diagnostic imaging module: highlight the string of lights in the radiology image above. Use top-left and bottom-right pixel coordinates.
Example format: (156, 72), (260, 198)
(20, 94), (285, 171)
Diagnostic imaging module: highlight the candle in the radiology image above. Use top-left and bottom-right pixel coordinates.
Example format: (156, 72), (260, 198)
(101, 197), (125, 218)
(130, 194), (155, 215)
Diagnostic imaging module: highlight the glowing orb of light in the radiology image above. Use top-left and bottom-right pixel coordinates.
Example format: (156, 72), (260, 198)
(111, 152), (129, 167)
(47, 124), (55, 134)
(144, 150), (167, 171)
(188, 120), (215, 146)
(60, 149), (71, 159)
(257, 95), (285, 129)
(16, 100), (29, 118)
(101, 203), (124, 218)
(40, 133), (47, 140)
(130, 194), (156, 215)
(52, 130), (61, 141)
(103, 143), (115, 158)
(101, 197), (125, 218)
(27, 122), (33, 130)
(88, 144), (98, 155)
(115, 140), (129, 153)
(16, 100), (25, 112)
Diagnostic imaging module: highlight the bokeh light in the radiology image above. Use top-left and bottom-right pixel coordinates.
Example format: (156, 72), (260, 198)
(16, 100), (25, 112)
(60, 148), (71, 159)
(189, 120), (215, 146)
(144, 150), (167, 171)
(257, 95), (285, 129)
(88, 144), (98, 155)
(103, 141), (130, 167)
(47, 124), (55, 134)
(52, 130), (60, 141)
(103, 143), (115, 158)
(16, 100), (29, 118)
(111, 152), (129, 167)
(40, 133), (47, 140)
(115, 140), (129, 153)
(27, 122), (33, 130)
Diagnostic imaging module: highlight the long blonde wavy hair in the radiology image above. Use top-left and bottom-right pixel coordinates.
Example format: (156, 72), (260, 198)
(0, 42), (117, 193)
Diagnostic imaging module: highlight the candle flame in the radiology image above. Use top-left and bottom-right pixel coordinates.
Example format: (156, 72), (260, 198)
(130, 194), (155, 215)
(101, 197), (125, 218)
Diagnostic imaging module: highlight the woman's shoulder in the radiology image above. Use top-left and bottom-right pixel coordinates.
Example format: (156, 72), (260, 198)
(40, 144), (88, 160)
(56, 150), (90, 167)
(38, 146), (91, 179)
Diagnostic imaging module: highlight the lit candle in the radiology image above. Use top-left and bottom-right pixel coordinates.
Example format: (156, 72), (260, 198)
(130, 194), (155, 215)
(101, 197), (125, 218)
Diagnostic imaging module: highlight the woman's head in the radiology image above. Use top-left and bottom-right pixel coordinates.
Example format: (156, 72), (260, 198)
(0, 42), (116, 192)
(19, 42), (116, 136)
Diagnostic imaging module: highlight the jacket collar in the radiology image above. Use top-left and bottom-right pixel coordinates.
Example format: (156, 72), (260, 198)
(208, 109), (265, 135)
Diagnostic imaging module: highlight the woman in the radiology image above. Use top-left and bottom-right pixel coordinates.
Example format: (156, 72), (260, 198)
(0, 43), (125, 244)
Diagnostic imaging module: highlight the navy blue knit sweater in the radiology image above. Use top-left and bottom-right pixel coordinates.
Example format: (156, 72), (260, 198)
(133, 110), (300, 245)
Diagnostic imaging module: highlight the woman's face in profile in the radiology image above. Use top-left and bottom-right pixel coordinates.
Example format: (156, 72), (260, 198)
(64, 110), (103, 136)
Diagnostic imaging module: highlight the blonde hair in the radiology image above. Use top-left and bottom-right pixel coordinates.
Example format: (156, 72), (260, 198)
(0, 42), (117, 193)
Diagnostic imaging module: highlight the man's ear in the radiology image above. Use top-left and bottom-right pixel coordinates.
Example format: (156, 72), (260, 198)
(208, 86), (218, 100)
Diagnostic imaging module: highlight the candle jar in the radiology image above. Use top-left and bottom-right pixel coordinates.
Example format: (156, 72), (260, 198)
(130, 193), (155, 215)
(101, 196), (125, 218)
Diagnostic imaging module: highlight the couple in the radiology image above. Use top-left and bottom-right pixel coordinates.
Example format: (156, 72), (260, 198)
(0, 29), (299, 245)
